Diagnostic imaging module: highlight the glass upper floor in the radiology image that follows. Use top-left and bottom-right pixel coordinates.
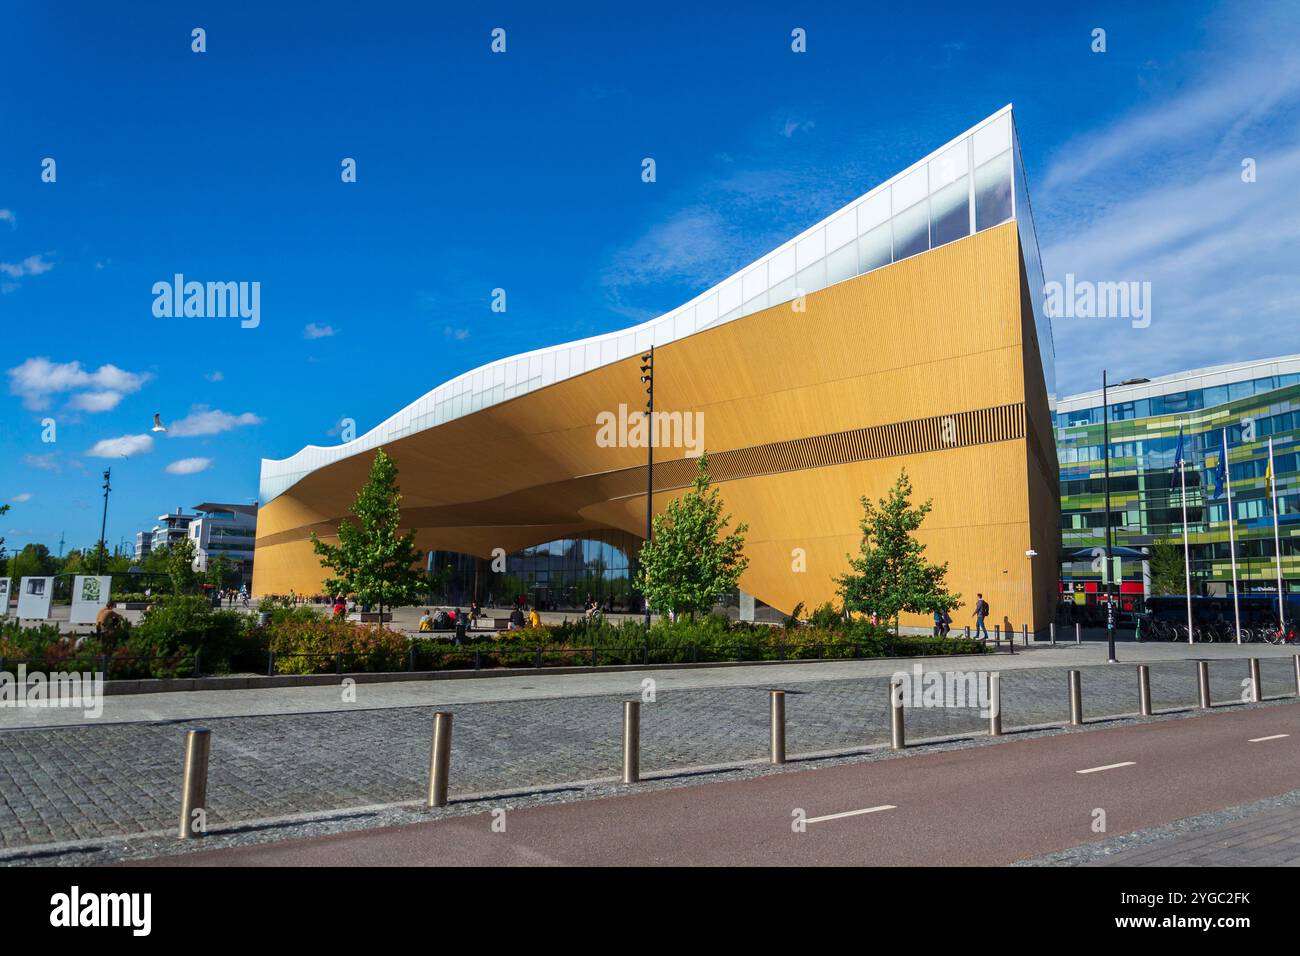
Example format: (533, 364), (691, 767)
(261, 105), (1052, 503)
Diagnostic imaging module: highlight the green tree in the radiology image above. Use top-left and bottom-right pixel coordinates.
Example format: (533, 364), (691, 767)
(165, 537), (198, 595)
(1148, 539), (1186, 596)
(9, 542), (55, 581)
(634, 453), (749, 620)
(835, 469), (961, 631)
(206, 553), (233, 590)
(310, 448), (426, 618)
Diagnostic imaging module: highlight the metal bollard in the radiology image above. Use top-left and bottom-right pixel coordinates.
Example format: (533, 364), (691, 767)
(426, 711), (453, 807)
(1068, 670), (1083, 726)
(1022, 623), (1029, 646)
(1249, 658), (1262, 704)
(622, 700), (641, 783)
(1075, 622), (1081, 645)
(994, 624), (1001, 646)
(890, 678), (905, 749)
(1050, 622), (1056, 646)
(770, 690), (786, 764)
(1138, 664), (1152, 717)
(1197, 660), (1211, 709)
(1294, 655), (1300, 697)
(179, 728), (211, 839)
(964, 625), (970, 640)
(989, 673), (1002, 736)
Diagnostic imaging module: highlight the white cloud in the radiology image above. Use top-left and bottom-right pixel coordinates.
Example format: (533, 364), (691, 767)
(86, 434), (154, 458)
(165, 457), (213, 475)
(204, 370), (224, 382)
(1037, 6), (1300, 395)
(304, 323), (336, 339)
(0, 254), (54, 278)
(10, 493), (32, 503)
(780, 118), (815, 139)
(23, 453), (60, 471)
(67, 390), (126, 412)
(7, 357), (151, 412)
(167, 405), (263, 437)
(443, 326), (469, 341)
(0, 209), (15, 228)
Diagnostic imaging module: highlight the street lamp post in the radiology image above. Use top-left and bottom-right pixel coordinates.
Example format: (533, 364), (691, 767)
(640, 347), (654, 630)
(1101, 372), (1149, 664)
(97, 468), (112, 576)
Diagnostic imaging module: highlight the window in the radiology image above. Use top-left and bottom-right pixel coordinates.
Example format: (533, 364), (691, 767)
(892, 200), (929, 261)
(973, 151), (1012, 230)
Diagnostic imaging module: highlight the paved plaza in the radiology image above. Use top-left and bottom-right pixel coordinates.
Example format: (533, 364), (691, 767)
(1, 643), (1298, 855)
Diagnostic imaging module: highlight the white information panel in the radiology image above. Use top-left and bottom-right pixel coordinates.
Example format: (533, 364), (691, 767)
(70, 575), (112, 625)
(0, 578), (11, 616)
(16, 576), (54, 620)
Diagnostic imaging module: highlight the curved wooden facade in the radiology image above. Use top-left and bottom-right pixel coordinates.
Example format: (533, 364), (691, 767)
(254, 221), (1059, 631)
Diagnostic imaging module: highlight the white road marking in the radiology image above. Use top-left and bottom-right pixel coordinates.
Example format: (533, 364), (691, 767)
(1075, 761), (1136, 775)
(1248, 734), (1290, 743)
(805, 804), (897, 824)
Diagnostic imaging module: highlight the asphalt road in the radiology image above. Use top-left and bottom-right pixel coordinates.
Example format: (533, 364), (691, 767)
(135, 700), (1300, 866)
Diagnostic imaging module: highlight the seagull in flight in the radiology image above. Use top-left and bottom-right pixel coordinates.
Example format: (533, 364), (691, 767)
(152, 413), (167, 433)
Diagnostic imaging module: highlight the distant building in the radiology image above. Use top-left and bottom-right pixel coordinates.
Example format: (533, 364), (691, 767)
(148, 507), (198, 554)
(1056, 354), (1300, 611)
(188, 502), (258, 585)
(134, 529), (155, 561)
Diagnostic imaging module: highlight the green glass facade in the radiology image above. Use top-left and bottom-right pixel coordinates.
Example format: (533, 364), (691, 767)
(1055, 360), (1300, 615)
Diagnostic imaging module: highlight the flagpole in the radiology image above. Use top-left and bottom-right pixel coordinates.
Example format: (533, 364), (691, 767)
(1179, 420), (1193, 645)
(1270, 436), (1285, 631)
(1223, 427), (1242, 644)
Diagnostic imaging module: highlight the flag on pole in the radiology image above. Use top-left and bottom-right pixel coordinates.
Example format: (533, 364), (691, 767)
(1213, 434), (1228, 498)
(1171, 424), (1185, 489)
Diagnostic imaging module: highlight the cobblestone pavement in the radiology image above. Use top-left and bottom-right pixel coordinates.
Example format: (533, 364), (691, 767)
(1, 658), (1297, 851)
(1020, 788), (1300, 866)
(4, 640), (1296, 729)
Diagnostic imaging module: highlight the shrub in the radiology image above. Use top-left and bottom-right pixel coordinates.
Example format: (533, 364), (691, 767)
(264, 618), (406, 675)
(127, 595), (254, 677)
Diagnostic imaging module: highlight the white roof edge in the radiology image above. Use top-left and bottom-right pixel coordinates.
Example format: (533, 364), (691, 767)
(260, 105), (1019, 502)
(1057, 353), (1300, 411)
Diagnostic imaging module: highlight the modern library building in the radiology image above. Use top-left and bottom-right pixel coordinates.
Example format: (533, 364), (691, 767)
(253, 106), (1061, 633)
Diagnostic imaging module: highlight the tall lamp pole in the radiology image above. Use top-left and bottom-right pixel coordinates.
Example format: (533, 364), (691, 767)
(1101, 372), (1149, 664)
(641, 347), (655, 630)
(98, 468), (112, 576)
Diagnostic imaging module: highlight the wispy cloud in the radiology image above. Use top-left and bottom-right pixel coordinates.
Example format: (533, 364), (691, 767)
(0, 253), (54, 291)
(204, 370), (224, 382)
(167, 405), (263, 437)
(1037, 1), (1300, 394)
(0, 209), (15, 228)
(23, 453), (59, 471)
(304, 323), (336, 339)
(780, 118), (815, 139)
(7, 357), (151, 412)
(10, 493), (32, 503)
(86, 434), (153, 458)
(165, 457), (212, 475)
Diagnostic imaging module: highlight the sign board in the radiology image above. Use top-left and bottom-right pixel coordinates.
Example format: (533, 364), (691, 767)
(70, 575), (112, 625)
(16, 576), (54, 620)
(0, 578), (11, 616)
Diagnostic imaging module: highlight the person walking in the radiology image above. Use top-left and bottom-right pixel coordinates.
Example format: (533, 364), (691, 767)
(972, 593), (990, 640)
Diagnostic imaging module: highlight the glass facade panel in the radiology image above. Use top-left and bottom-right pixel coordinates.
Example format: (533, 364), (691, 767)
(426, 533), (643, 611)
(825, 240), (857, 286)
(974, 150), (1012, 231)
(892, 200), (929, 261)
(857, 222), (891, 272)
(930, 175), (970, 248)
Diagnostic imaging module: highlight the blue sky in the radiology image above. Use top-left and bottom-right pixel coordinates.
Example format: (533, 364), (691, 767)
(2, 0), (1298, 554)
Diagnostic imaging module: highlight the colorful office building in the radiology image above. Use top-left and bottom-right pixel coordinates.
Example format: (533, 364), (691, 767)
(1055, 354), (1300, 613)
